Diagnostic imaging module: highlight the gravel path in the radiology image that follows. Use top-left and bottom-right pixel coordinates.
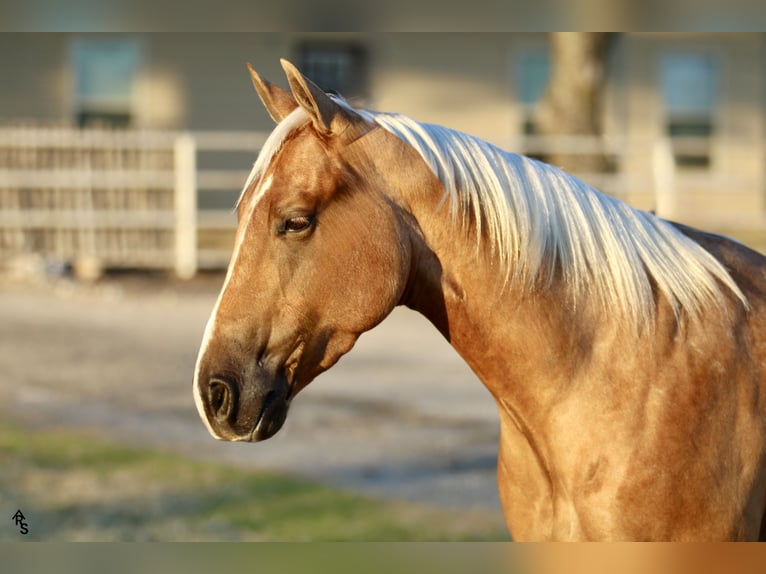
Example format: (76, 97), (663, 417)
(0, 272), (503, 516)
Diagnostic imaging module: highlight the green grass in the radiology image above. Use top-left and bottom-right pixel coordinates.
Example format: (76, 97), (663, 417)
(0, 421), (508, 541)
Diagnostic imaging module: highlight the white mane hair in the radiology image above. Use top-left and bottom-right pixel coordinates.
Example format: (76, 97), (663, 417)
(241, 100), (747, 325)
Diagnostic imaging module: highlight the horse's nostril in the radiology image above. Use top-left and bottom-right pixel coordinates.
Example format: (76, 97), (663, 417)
(209, 378), (237, 422)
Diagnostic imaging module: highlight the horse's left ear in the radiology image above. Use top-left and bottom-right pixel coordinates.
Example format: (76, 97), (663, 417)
(247, 63), (297, 124)
(280, 58), (347, 134)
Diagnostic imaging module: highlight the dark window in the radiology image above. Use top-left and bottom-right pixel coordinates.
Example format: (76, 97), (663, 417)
(515, 48), (551, 136)
(296, 43), (368, 100)
(660, 53), (717, 169)
(72, 38), (141, 128)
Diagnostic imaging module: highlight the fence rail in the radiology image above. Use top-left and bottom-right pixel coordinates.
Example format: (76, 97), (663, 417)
(0, 126), (263, 278)
(0, 126), (763, 278)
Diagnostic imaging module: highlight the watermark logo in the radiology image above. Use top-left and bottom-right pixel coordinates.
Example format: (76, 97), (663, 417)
(11, 509), (29, 535)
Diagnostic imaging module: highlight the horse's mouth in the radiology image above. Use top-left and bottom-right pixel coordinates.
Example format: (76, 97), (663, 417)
(244, 341), (304, 442)
(248, 390), (288, 441)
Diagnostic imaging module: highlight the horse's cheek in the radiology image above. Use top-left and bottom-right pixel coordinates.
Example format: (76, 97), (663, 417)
(322, 239), (402, 329)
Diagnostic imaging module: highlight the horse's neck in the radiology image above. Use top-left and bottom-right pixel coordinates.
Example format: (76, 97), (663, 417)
(373, 125), (612, 410)
(401, 203), (598, 415)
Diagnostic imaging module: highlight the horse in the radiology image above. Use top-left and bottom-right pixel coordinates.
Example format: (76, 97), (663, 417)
(193, 59), (766, 541)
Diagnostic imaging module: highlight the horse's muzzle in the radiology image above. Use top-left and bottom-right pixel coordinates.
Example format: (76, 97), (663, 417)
(198, 372), (290, 442)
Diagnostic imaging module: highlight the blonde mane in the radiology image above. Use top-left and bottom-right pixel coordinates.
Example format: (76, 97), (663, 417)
(241, 101), (747, 325)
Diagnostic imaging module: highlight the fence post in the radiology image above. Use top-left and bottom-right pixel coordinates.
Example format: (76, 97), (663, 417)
(652, 137), (675, 219)
(174, 133), (197, 279)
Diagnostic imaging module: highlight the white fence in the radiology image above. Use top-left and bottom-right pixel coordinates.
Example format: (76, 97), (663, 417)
(0, 127), (763, 279)
(0, 127), (266, 278)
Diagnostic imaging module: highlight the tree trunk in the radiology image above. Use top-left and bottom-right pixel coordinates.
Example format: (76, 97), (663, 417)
(535, 32), (611, 174)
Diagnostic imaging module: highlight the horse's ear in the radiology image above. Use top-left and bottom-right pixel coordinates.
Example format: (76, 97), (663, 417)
(280, 58), (346, 134)
(247, 63), (297, 124)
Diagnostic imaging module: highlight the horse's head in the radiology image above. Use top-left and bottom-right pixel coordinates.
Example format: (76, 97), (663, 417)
(193, 60), (418, 442)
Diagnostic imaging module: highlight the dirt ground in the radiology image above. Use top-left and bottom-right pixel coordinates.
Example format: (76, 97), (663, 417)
(0, 268), (503, 518)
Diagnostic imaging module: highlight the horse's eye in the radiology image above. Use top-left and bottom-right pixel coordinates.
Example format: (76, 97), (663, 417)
(283, 215), (314, 234)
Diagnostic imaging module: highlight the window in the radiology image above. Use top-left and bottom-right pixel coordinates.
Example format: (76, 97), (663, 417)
(659, 53), (717, 169)
(72, 38), (142, 128)
(515, 49), (551, 135)
(296, 43), (368, 100)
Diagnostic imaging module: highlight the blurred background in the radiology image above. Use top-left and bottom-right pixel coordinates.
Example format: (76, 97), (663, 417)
(3, 32), (765, 276)
(2, 32), (766, 541)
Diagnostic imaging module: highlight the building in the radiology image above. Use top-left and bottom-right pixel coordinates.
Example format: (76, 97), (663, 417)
(1, 33), (765, 274)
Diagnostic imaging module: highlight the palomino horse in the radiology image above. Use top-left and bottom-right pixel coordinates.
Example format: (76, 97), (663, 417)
(194, 60), (766, 541)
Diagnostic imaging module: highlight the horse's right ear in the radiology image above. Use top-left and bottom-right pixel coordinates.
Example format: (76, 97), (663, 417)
(247, 63), (298, 124)
(281, 58), (348, 134)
